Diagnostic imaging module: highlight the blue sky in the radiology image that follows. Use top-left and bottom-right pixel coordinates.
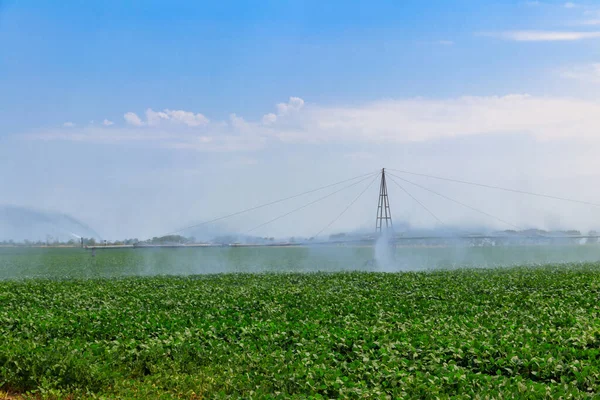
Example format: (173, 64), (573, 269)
(2, 0), (600, 239)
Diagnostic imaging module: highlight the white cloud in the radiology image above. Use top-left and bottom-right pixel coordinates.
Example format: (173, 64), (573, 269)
(484, 30), (600, 41)
(276, 97), (305, 116)
(261, 97), (305, 124)
(145, 109), (169, 126)
(163, 109), (209, 127)
(289, 95), (600, 143)
(28, 95), (600, 151)
(560, 63), (600, 83)
(103, 119), (114, 126)
(63, 122), (75, 127)
(564, 2), (577, 8)
(124, 112), (144, 126)
(262, 113), (277, 125)
(133, 108), (210, 127)
(229, 113), (251, 132)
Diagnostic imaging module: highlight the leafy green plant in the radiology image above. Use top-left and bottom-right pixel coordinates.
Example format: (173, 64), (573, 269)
(1, 262), (600, 398)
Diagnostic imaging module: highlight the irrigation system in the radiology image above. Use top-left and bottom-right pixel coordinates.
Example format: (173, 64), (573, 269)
(85, 168), (600, 250)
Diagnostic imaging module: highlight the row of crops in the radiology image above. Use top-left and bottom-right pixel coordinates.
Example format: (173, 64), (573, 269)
(1, 265), (600, 398)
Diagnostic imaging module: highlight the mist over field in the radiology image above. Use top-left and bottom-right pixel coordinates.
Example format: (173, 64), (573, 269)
(4, 135), (600, 242)
(0, 205), (102, 243)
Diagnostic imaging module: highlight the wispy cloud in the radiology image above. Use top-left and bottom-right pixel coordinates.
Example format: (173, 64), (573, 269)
(26, 126), (266, 152)
(564, 2), (577, 8)
(484, 30), (600, 41)
(102, 119), (114, 126)
(63, 122), (75, 127)
(275, 97), (304, 117)
(25, 95), (600, 150)
(257, 97), (305, 126)
(147, 109), (209, 127)
(124, 109), (209, 127)
(261, 113), (277, 125)
(580, 19), (600, 25)
(560, 63), (600, 83)
(285, 95), (600, 143)
(124, 112), (143, 126)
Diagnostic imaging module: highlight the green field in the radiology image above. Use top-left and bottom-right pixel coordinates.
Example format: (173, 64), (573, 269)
(2, 244), (600, 279)
(2, 248), (600, 398)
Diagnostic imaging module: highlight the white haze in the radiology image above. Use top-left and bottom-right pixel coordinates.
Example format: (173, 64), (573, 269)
(3, 132), (600, 241)
(374, 230), (395, 272)
(3, 92), (600, 240)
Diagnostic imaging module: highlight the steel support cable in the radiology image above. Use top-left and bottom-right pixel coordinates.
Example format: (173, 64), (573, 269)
(163, 170), (380, 235)
(388, 168), (600, 208)
(387, 172), (521, 230)
(386, 175), (444, 225)
(313, 173), (380, 238)
(246, 173), (379, 234)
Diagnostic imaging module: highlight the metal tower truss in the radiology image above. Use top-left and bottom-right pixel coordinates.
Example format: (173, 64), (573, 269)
(376, 168), (393, 234)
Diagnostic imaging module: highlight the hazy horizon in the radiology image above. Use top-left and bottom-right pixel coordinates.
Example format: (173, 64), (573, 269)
(3, 1), (600, 240)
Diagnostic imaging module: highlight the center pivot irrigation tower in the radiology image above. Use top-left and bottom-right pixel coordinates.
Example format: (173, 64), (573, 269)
(376, 168), (393, 234)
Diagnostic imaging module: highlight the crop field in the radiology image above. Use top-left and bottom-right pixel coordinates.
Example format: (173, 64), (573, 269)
(2, 244), (600, 279)
(1, 248), (600, 398)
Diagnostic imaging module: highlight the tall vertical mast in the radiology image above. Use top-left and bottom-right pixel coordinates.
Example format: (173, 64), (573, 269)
(376, 168), (393, 234)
